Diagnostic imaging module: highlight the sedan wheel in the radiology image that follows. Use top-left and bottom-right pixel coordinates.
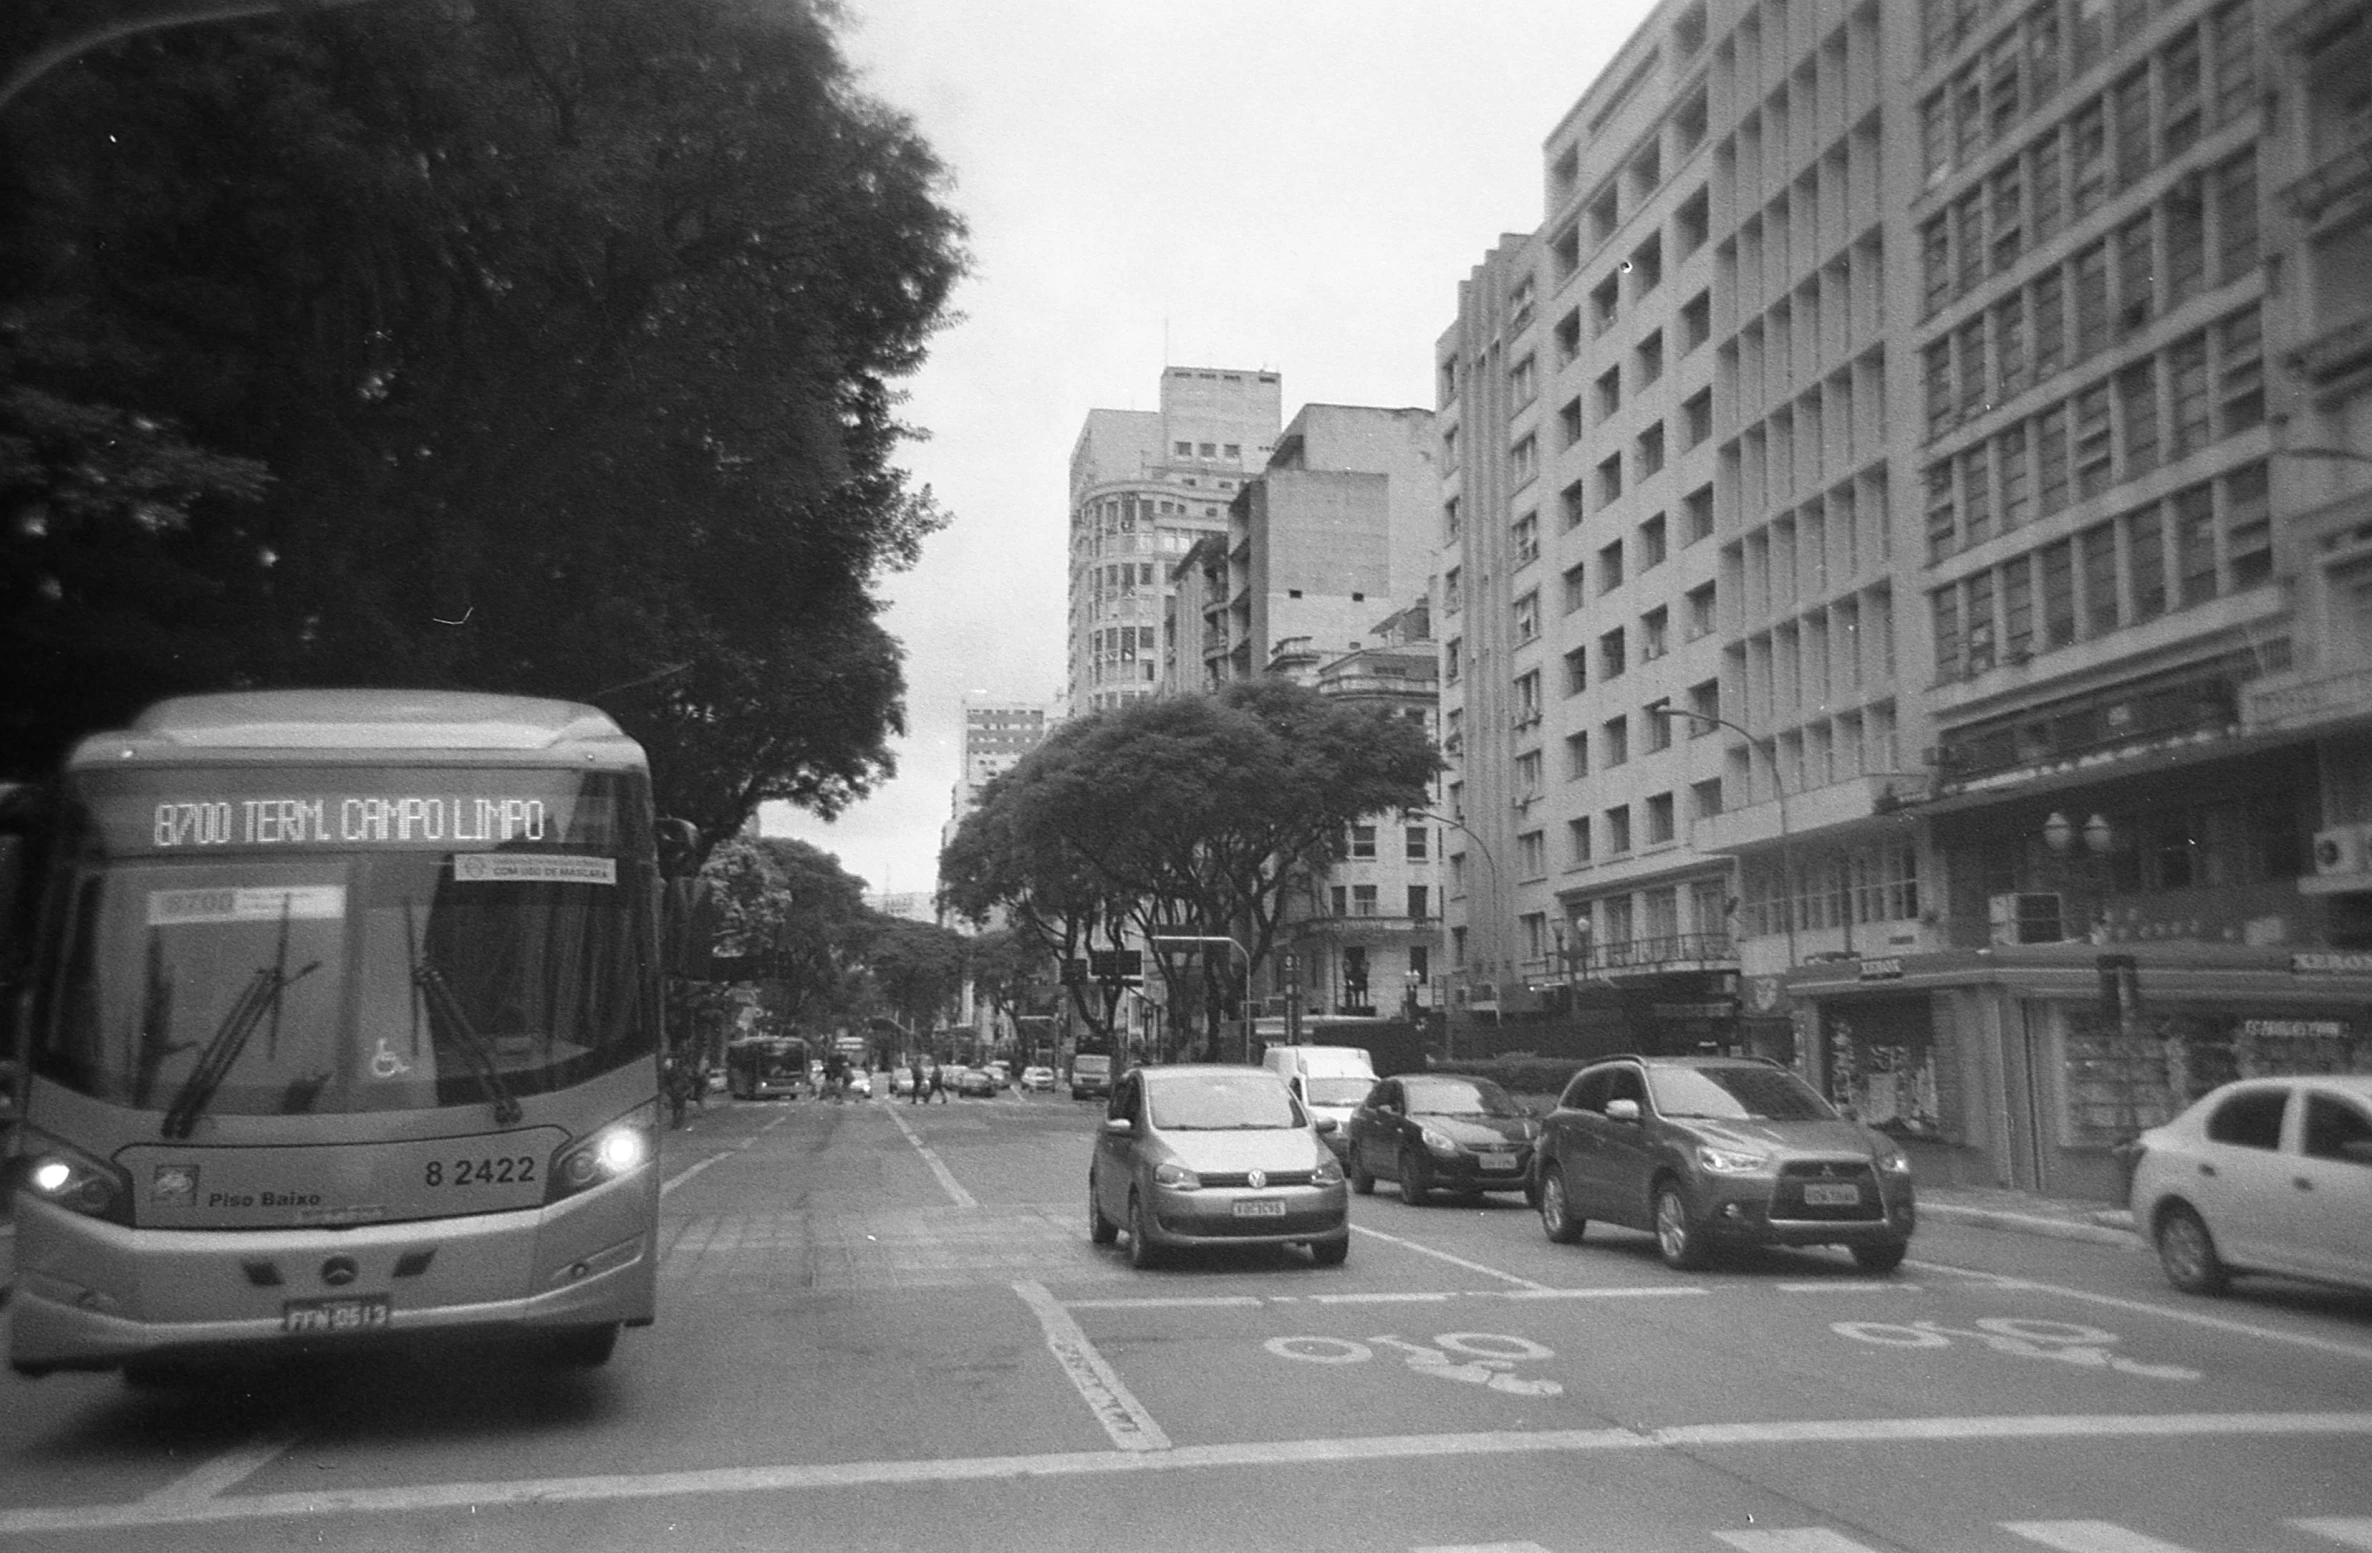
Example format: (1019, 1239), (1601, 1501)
(1398, 1148), (1432, 1206)
(1088, 1176), (1118, 1245)
(1537, 1165), (1585, 1244)
(1654, 1181), (1711, 1271)
(1126, 1191), (1163, 1270)
(2154, 1203), (2229, 1296)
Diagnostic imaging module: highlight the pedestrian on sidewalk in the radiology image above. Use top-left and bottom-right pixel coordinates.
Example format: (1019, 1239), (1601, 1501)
(909, 1060), (927, 1105)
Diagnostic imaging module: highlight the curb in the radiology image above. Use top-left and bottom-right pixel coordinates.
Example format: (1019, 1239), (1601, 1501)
(1921, 1200), (2140, 1249)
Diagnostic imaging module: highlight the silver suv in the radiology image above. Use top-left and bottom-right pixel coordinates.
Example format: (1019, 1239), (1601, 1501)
(1531, 1055), (1916, 1272)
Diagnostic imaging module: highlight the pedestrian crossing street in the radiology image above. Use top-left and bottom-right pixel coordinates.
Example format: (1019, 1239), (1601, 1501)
(1418, 1517), (2372, 1552)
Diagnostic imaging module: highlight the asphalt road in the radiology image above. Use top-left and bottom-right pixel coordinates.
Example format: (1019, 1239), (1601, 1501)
(2, 1086), (2369, 1552)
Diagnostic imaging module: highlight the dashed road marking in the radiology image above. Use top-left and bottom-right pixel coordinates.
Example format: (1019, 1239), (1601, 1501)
(136, 1434), (297, 1509)
(885, 1102), (977, 1208)
(1351, 1225), (1553, 1289)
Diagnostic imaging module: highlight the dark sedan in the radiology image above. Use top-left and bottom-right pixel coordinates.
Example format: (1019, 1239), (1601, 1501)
(1345, 1074), (1539, 1204)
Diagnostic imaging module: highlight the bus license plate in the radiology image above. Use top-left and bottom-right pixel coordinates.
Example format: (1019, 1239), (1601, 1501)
(1233, 1198), (1286, 1218)
(282, 1295), (392, 1334)
(1803, 1182), (1861, 1207)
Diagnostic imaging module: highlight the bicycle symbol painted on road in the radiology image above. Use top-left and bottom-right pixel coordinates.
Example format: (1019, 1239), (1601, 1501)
(1266, 1332), (1563, 1396)
(1830, 1316), (2200, 1381)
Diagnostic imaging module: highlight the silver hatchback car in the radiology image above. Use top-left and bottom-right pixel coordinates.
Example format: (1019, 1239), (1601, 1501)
(1088, 1064), (1349, 1268)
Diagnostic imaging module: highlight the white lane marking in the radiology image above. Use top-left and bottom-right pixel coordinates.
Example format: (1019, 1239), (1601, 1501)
(137, 1434), (296, 1508)
(2297, 1518), (2372, 1549)
(5, 1413), (2370, 1534)
(1061, 1286), (1704, 1310)
(1012, 1281), (1169, 1453)
(2001, 1521), (2196, 1552)
(1350, 1224), (1553, 1289)
(1776, 1281), (1917, 1293)
(885, 1102), (976, 1208)
(1413, 1544), (1554, 1553)
(1910, 1257), (2372, 1364)
(659, 1153), (733, 1196)
(1501, 1285), (1711, 1301)
(1716, 1532), (1885, 1552)
(1062, 1296), (1265, 1310)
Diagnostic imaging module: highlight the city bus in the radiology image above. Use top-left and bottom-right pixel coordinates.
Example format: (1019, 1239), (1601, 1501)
(725, 1035), (810, 1100)
(6, 690), (666, 1380)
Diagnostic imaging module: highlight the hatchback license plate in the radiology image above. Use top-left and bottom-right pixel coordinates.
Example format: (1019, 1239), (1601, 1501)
(1233, 1198), (1286, 1218)
(282, 1295), (392, 1334)
(1802, 1182), (1861, 1207)
(1476, 1152), (1517, 1169)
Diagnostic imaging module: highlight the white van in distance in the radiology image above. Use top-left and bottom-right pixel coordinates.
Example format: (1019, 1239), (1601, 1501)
(1261, 1045), (1377, 1158)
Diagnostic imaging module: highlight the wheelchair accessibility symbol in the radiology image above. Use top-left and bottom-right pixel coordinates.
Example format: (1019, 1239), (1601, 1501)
(1265, 1332), (1563, 1396)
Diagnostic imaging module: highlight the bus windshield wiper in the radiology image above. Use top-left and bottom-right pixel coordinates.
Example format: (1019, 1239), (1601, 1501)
(160, 904), (319, 1140)
(411, 957), (524, 1125)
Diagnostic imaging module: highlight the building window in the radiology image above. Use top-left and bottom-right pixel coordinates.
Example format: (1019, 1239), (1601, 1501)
(1348, 824), (1377, 859)
(1646, 793), (1676, 845)
(1517, 832), (1547, 878)
(1685, 485), (1715, 545)
(1510, 353), (1537, 407)
(1599, 538), (1626, 592)
(1562, 562), (1589, 614)
(1512, 512), (1540, 566)
(1514, 671), (1542, 725)
(1692, 777), (1723, 819)
(1407, 885), (1430, 922)
(1644, 701), (1673, 753)
(1606, 805), (1633, 854)
(1638, 329), (1666, 387)
(1641, 512), (1669, 569)
(1568, 817), (1594, 865)
(1603, 715), (1629, 767)
(1600, 626), (1628, 680)
(1513, 590), (1540, 644)
(1512, 434), (1539, 487)
(1564, 731), (1590, 779)
(1683, 389), (1713, 448)
(1641, 606), (1670, 661)
(1638, 422), (1667, 479)
(1686, 582), (1716, 639)
(1563, 645), (1590, 696)
(1351, 884), (1379, 918)
(1681, 290), (1712, 354)
(1405, 825), (1429, 861)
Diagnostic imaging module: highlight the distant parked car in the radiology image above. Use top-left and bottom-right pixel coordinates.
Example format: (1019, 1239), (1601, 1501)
(1346, 1074), (1538, 1204)
(1531, 1055), (1916, 1273)
(1020, 1066), (1057, 1094)
(845, 1070), (873, 1099)
(2127, 1074), (2372, 1299)
(955, 1066), (999, 1099)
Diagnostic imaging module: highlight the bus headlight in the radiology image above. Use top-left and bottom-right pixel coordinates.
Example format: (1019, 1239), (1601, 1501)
(546, 1104), (656, 1205)
(13, 1129), (133, 1225)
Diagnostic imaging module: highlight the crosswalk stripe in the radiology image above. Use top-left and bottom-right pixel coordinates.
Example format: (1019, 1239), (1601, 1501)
(2002, 1521), (2198, 1552)
(1714, 1530), (1883, 1551)
(2297, 1519), (2372, 1549)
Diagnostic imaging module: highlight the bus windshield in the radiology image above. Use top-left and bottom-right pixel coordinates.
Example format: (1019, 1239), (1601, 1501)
(36, 767), (654, 1123)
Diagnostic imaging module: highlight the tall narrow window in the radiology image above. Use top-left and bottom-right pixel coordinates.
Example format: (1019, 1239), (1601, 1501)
(2041, 538), (2076, 650)
(2130, 504), (2168, 622)
(2217, 305), (2264, 434)
(2174, 483), (2219, 607)
(2118, 360), (2160, 478)
(2080, 521), (2120, 636)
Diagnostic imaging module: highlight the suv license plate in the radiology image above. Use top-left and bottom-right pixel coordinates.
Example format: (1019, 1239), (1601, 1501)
(282, 1295), (392, 1334)
(1233, 1198), (1286, 1218)
(1802, 1182), (1862, 1207)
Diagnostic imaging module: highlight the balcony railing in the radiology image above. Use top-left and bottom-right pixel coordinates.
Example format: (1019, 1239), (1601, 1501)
(1526, 932), (1737, 981)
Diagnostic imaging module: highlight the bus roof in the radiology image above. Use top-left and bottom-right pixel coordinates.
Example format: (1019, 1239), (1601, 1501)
(70, 690), (644, 766)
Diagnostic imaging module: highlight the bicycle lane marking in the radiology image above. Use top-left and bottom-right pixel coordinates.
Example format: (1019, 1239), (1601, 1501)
(1012, 1281), (1170, 1452)
(1908, 1257), (2372, 1364)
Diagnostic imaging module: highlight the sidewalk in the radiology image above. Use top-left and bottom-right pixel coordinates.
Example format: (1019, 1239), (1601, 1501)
(1918, 1185), (2140, 1248)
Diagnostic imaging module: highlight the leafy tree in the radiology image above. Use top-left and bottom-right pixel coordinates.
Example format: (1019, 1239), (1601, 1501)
(700, 835), (872, 1031)
(941, 681), (1439, 1053)
(859, 916), (969, 1041)
(0, 0), (966, 853)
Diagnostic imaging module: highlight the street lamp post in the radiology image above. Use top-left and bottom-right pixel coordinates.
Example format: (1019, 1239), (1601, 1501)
(1404, 808), (1501, 1061)
(1148, 935), (1254, 1063)
(1649, 700), (1796, 970)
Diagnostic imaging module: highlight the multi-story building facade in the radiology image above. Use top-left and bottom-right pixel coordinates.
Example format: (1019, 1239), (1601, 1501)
(1067, 367), (1282, 716)
(1441, 0), (2372, 1200)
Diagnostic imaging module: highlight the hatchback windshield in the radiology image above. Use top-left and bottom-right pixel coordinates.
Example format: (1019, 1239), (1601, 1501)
(1648, 1064), (1835, 1122)
(1403, 1076), (1526, 1118)
(1149, 1073), (1302, 1131)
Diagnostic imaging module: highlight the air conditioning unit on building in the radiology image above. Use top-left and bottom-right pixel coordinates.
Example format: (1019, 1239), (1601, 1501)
(2313, 826), (2368, 878)
(1988, 892), (2067, 945)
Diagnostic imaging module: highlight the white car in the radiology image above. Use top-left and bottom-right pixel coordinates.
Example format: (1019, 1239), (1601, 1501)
(1019, 1066), (1057, 1093)
(2126, 1073), (2372, 1298)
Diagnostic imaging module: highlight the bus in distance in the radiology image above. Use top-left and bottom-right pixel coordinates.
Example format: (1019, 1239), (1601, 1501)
(7, 690), (666, 1380)
(726, 1035), (810, 1100)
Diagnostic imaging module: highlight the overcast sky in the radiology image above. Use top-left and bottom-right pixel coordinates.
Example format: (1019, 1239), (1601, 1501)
(759, 0), (1663, 900)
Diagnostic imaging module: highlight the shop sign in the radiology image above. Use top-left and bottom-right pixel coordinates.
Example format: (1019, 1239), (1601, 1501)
(1857, 957), (1906, 981)
(2290, 951), (2372, 975)
(2242, 1018), (2348, 1040)
(1653, 1001), (1738, 1020)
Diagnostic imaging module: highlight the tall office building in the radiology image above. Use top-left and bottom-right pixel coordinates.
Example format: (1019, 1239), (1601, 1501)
(1439, 0), (2370, 1199)
(1067, 367), (1283, 715)
(938, 694), (1058, 877)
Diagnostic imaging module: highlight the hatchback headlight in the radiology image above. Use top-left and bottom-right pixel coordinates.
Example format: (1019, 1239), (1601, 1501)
(1153, 1162), (1202, 1190)
(1420, 1127), (1461, 1157)
(1694, 1143), (1769, 1174)
(1312, 1157), (1344, 1186)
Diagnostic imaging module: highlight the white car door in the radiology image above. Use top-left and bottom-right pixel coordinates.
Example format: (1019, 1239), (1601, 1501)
(2188, 1084), (2295, 1273)
(2273, 1089), (2372, 1289)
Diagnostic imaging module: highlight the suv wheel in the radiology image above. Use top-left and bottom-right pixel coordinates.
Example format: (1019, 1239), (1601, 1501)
(1537, 1164), (1585, 1244)
(1653, 1181), (1710, 1271)
(1850, 1240), (1908, 1274)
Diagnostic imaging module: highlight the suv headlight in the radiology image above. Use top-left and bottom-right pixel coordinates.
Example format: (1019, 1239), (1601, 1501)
(1153, 1162), (1202, 1190)
(1874, 1146), (1913, 1176)
(1693, 1143), (1769, 1174)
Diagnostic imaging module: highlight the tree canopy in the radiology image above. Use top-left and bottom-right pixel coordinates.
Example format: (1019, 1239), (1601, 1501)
(0, 0), (967, 849)
(940, 680), (1439, 1050)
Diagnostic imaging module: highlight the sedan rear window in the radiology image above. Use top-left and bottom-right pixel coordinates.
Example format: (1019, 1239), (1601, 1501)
(1648, 1064), (1834, 1121)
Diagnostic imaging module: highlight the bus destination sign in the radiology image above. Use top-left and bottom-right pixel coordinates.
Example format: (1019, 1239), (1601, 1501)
(154, 795), (551, 849)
